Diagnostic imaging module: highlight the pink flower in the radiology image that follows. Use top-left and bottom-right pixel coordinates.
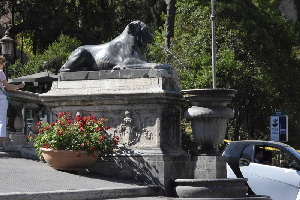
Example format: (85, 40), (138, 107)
(113, 136), (119, 145)
(82, 117), (87, 123)
(58, 112), (66, 118)
(75, 116), (81, 122)
(95, 127), (102, 132)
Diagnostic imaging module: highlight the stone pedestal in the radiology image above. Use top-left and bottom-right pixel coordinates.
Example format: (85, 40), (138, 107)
(179, 89), (245, 199)
(39, 69), (191, 196)
(192, 155), (227, 179)
(95, 153), (191, 196)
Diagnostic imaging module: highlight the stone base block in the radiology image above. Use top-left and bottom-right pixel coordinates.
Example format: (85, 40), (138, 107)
(92, 152), (191, 196)
(6, 132), (28, 147)
(192, 156), (227, 179)
(174, 178), (248, 198)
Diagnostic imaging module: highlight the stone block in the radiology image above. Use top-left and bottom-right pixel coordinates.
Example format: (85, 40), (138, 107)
(192, 155), (227, 179)
(174, 178), (248, 198)
(59, 69), (178, 80)
(93, 153), (191, 196)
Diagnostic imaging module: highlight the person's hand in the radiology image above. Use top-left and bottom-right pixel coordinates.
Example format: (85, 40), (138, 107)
(19, 82), (25, 89)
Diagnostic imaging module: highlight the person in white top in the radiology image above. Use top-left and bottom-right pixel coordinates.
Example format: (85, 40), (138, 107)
(0, 55), (25, 150)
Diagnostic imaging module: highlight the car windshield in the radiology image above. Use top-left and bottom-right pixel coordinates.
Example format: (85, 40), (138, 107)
(286, 146), (300, 160)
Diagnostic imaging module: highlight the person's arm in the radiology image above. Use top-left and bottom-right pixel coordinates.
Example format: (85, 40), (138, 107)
(2, 79), (25, 90)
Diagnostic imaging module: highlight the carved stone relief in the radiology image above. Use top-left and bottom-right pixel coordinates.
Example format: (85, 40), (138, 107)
(162, 107), (180, 147)
(115, 110), (154, 147)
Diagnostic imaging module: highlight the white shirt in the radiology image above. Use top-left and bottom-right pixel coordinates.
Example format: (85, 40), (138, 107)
(0, 70), (7, 99)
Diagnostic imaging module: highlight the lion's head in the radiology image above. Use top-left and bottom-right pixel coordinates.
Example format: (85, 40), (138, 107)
(127, 21), (153, 55)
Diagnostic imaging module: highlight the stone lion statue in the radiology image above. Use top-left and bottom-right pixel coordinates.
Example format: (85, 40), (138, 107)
(60, 21), (171, 72)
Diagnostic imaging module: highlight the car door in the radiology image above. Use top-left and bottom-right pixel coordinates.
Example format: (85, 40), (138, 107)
(238, 144), (300, 200)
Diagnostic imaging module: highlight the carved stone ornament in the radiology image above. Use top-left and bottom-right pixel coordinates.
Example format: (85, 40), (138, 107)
(116, 111), (153, 147)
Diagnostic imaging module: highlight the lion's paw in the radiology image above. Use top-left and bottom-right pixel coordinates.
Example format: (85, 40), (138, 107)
(113, 65), (125, 70)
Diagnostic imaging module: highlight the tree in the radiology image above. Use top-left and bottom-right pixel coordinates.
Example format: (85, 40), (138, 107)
(3, 0), (300, 149)
(9, 34), (81, 77)
(165, 0), (176, 48)
(1, 0), (167, 76)
(149, 0), (300, 149)
(0, 0), (167, 55)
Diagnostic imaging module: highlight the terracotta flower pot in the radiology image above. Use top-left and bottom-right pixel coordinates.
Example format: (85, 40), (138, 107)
(41, 148), (99, 172)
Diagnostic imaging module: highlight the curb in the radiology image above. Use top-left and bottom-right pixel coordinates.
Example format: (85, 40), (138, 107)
(0, 151), (21, 158)
(0, 186), (163, 200)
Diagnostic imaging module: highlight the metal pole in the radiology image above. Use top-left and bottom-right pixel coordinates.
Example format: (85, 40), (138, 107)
(211, 0), (217, 89)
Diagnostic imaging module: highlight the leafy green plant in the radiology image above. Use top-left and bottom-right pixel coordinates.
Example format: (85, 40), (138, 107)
(31, 112), (119, 158)
(9, 34), (81, 78)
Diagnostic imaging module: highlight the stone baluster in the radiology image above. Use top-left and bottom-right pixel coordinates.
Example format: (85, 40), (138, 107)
(31, 112), (41, 135)
(5, 102), (27, 150)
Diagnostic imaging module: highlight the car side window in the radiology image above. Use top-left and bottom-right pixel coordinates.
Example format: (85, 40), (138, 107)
(240, 145), (254, 162)
(268, 147), (294, 168)
(254, 146), (296, 169)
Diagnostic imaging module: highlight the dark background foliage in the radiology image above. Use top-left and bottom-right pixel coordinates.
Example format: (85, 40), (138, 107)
(1, 0), (300, 150)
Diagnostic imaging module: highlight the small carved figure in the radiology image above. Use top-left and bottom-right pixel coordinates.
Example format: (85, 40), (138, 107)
(60, 21), (171, 72)
(120, 111), (136, 145)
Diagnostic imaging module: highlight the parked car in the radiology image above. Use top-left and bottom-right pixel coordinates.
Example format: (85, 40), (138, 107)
(222, 140), (300, 200)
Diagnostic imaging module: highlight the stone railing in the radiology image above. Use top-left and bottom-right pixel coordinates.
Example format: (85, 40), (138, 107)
(5, 90), (44, 159)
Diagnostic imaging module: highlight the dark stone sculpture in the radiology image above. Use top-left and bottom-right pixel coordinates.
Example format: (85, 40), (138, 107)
(60, 21), (171, 72)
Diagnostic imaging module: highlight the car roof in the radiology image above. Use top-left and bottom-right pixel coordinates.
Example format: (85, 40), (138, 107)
(227, 140), (291, 147)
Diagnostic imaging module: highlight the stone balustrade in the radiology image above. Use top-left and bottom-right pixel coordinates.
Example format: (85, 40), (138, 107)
(5, 90), (43, 159)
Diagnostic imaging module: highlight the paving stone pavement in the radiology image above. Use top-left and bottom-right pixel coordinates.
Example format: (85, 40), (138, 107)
(0, 152), (271, 200)
(0, 155), (164, 200)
